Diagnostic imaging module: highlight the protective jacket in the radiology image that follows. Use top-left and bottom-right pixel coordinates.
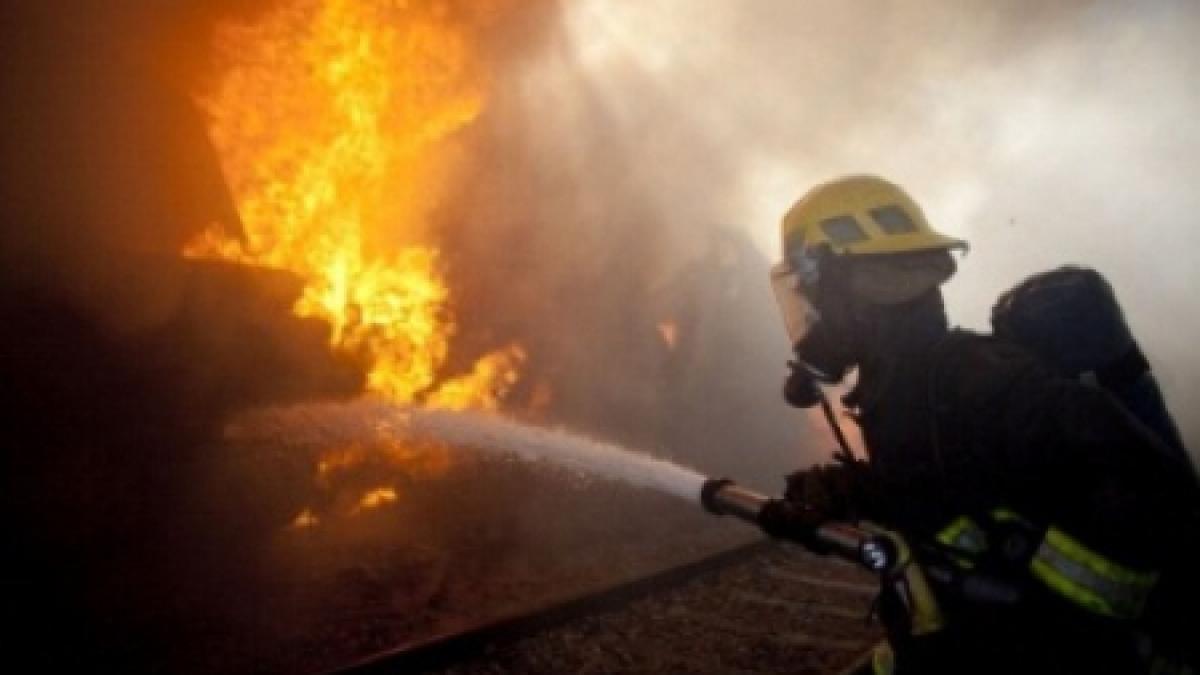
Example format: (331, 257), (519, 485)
(808, 327), (1198, 674)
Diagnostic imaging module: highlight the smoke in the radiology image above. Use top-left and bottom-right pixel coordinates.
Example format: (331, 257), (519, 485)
(450, 0), (1200, 465)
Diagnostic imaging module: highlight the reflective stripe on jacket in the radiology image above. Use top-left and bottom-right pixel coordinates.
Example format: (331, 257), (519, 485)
(1031, 526), (1158, 620)
(935, 515), (1158, 620)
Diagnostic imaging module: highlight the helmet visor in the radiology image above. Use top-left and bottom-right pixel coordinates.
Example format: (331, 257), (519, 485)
(770, 261), (820, 344)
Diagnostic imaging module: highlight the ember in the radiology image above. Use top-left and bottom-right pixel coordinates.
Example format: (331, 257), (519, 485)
(354, 486), (399, 512)
(658, 320), (680, 350)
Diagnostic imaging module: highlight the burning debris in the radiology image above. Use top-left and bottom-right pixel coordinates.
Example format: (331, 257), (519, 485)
(187, 0), (526, 408)
(179, 0), (548, 524)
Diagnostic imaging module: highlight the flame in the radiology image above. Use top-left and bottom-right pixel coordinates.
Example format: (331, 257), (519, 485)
(187, 0), (521, 407)
(291, 508), (320, 529)
(316, 440), (452, 486)
(657, 320), (679, 351)
(188, 0), (529, 527)
(354, 486), (399, 512)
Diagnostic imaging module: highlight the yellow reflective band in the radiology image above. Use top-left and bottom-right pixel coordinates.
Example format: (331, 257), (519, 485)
(936, 515), (989, 555)
(989, 507), (1032, 527)
(1030, 527), (1159, 620)
(872, 643), (896, 675)
(862, 523), (946, 636)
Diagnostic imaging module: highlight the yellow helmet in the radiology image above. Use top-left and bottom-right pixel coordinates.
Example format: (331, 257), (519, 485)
(771, 176), (966, 342)
(781, 175), (965, 258)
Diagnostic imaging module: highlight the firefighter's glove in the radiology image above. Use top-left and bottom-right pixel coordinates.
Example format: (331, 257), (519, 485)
(784, 465), (842, 511)
(758, 499), (830, 554)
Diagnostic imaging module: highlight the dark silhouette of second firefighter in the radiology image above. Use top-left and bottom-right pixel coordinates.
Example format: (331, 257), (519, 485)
(769, 175), (1199, 674)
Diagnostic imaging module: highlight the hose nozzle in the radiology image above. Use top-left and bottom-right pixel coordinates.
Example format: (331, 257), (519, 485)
(700, 477), (898, 573)
(701, 478), (768, 521)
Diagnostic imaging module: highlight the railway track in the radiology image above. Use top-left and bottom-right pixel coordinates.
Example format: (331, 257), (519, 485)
(332, 540), (882, 675)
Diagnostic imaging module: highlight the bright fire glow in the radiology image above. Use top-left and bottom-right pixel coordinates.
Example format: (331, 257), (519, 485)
(187, 0), (522, 408)
(657, 320), (679, 350)
(188, 0), (527, 528)
(291, 508), (320, 529)
(354, 486), (399, 512)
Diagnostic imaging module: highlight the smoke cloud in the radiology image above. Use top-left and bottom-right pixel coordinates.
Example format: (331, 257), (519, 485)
(453, 0), (1200, 467)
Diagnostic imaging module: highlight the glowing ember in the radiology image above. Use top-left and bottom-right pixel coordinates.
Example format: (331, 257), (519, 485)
(657, 320), (679, 350)
(187, 0), (521, 407)
(291, 508), (320, 529)
(354, 486), (399, 512)
(316, 440), (453, 484)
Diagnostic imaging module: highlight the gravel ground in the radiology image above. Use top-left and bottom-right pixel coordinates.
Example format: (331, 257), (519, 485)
(433, 542), (882, 675)
(55, 434), (870, 675)
(83, 451), (765, 674)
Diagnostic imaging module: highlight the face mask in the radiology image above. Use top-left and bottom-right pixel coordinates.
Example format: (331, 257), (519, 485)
(795, 317), (854, 384)
(770, 260), (820, 345)
(772, 250), (856, 401)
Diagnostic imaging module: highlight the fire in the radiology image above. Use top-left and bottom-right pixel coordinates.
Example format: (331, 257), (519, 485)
(315, 441), (453, 488)
(657, 320), (679, 351)
(354, 486), (399, 512)
(290, 508), (320, 529)
(188, 0), (527, 528)
(187, 0), (521, 407)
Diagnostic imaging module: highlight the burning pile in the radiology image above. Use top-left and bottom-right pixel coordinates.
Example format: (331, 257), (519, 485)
(187, 0), (522, 409)
(186, 0), (527, 523)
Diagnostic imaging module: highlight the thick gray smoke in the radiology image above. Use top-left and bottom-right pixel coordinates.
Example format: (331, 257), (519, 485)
(453, 0), (1200, 466)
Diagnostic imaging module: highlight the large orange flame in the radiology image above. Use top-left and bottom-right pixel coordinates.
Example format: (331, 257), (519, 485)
(189, 0), (525, 522)
(187, 0), (522, 410)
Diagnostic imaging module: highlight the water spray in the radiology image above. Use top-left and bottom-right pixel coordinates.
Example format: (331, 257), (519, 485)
(232, 400), (1027, 620)
(230, 402), (902, 573)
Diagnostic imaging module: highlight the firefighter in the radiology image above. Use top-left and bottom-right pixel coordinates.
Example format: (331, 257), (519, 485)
(770, 175), (1198, 674)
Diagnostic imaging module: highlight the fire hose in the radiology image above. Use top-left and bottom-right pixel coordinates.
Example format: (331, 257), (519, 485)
(700, 477), (1024, 633)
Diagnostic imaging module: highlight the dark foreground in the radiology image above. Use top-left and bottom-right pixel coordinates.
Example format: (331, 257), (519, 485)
(19, 444), (777, 673)
(429, 542), (880, 675)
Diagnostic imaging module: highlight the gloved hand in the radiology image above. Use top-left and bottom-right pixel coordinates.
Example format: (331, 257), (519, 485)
(785, 464), (835, 508)
(784, 464), (860, 520)
(757, 498), (830, 554)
